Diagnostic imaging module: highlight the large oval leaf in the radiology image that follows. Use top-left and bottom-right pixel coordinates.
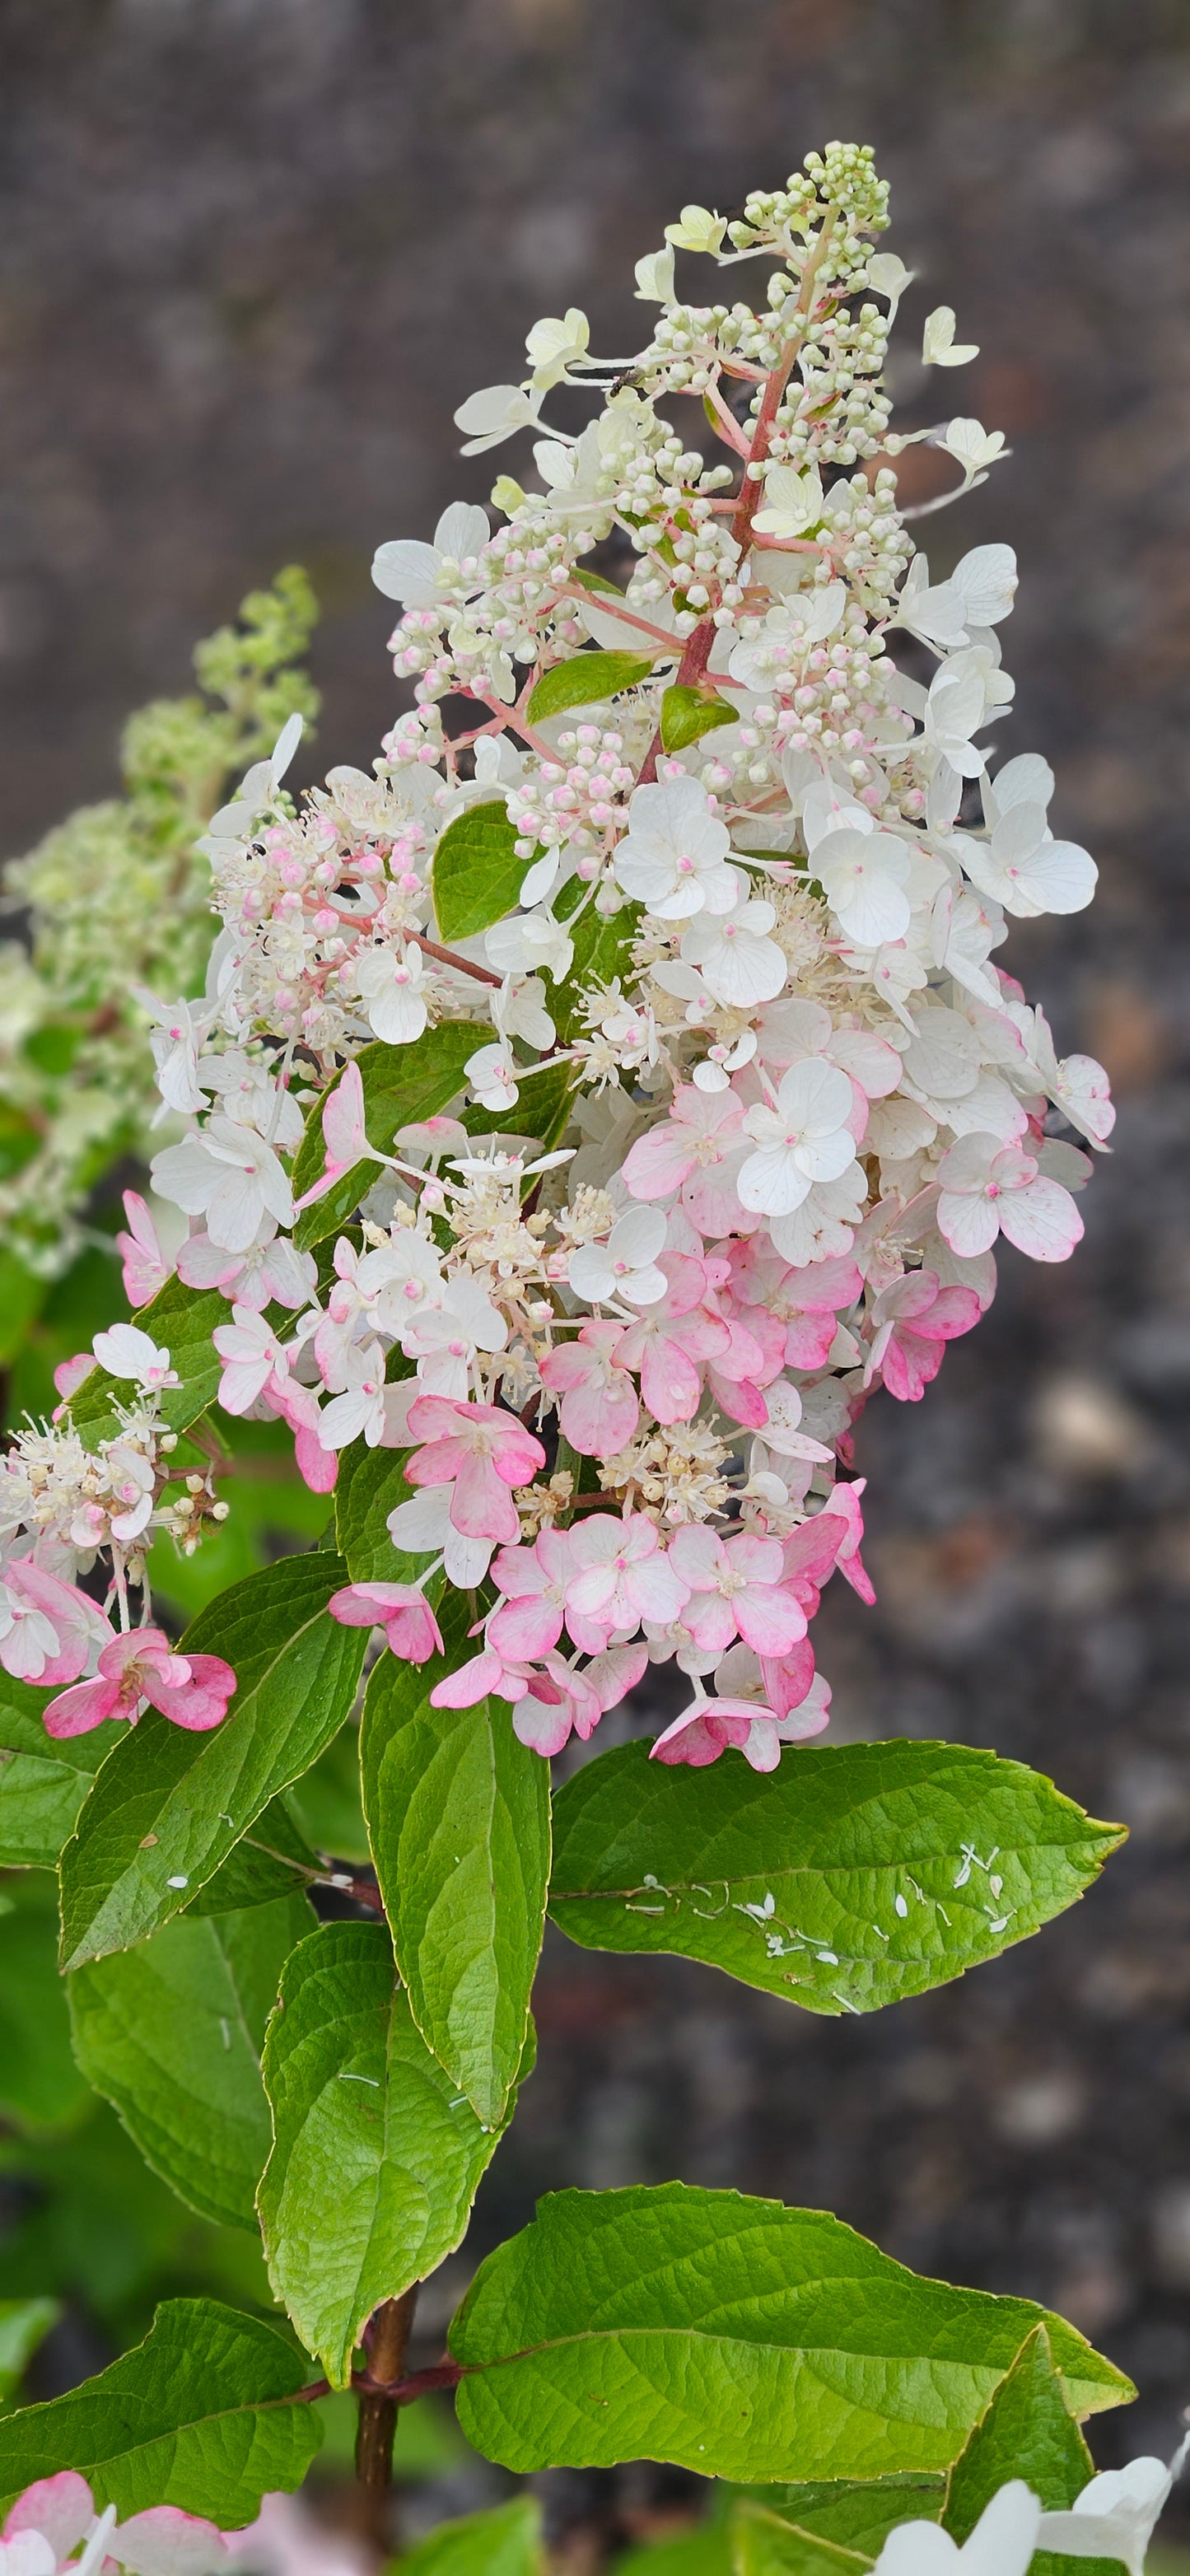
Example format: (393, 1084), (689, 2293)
(449, 2184), (1132, 2480)
(259, 1920), (531, 2383)
(362, 1596), (550, 2131)
(527, 651), (656, 723)
(59, 1553), (367, 1968)
(68, 1893), (314, 2229)
(0, 1677), (124, 1867)
(0, 2298), (321, 2524)
(432, 802), (526, 943)
(548, 1741), (1122, 2014)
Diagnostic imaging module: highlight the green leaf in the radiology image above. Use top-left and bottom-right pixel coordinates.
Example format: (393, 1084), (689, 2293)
(399, 2498), (544, 2575)
(0, 2297), (322, 2523)
(448, 2184), (1132, 2480)
(68, 1275), (227, 1449)
(259, 1920), (531, 2386)
(335, 1438), (422, 1583)
(284, 1724), (370, 1865)
(181, 1793), (321, 1916)
(942, 2326), (1094, 2542)
(527, 651), (656, 724)
(660, 684), (738, 753)
(550, 898), (642, 1047)
(0, 1679), (124, 1868)
(548, 1742), (1123, 2015)
(292, 1024), (486, 1249)
(0, 1875), (91, 2130)
(432, 801), (527, 943)
(614, 2522), (731, 2576)
(739, 2478), (943, 2557)
(730, 2505), (867, 2576)
(460, 1057), (576, 1155)
(68, 1892), (313, 2231)
(59, 1553), (367, 1968)
(362, 1594), (550, 2130)
(0, 2300), (58, 2403)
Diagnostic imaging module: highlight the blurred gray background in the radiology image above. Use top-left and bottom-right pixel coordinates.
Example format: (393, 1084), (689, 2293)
(4, 0), (1190, 2528)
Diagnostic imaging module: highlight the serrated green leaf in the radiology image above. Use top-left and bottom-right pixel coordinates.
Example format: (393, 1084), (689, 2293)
(259, 1920), (531, 2384)
(0, 2301), (58, 2402)
(0, 1678), (124, 1867)
(548, 1742), (1123, 2015)
(730, 2505), (868, 2576)
(181, 1793), (320, 1916)
(942, 2326), (1095, 2546)
(0, 2297), (322, 2523)
(448, 2184), (1132, 2480)
(68, 1275), (227, 1450)
(0, 1874), (91, 2130)
(68, 1892), (313, 2230)
(362, 1595), (550, 2130)
(737, 2477), (943, 2557)
(432, 802), (526, 943)
(292, 1024), (485, 1249)
(59, 1554), (367, 1968)
(660, 684), (738, 753)
(399, 2498), (545, 2575)
(527, 651), (656, 724)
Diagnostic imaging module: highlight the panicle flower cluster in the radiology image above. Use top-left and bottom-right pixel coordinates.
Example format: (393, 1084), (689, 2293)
(0, 571), (318, 1276)
(16, 145), (1114, 1777)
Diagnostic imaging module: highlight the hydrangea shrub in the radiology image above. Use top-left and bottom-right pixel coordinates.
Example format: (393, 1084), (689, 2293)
(1, 140), (1177, 2572)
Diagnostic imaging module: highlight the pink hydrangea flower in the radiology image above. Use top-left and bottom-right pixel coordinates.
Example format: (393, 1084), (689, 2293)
(2, 2471), (230, 2576)
(652, 1640), (831, 1771)
(292, 1058), (376, 1209)
(564, 1513), (689, 1633)
(487, 1529), (606, 1660)
(263, 1375), (339, 1494)
(329, 1581), (443, 1664)
(667, 1525), (807, 1658)
(212, 1306), (291, 1415)
(936, 1133), (1083, 1262)
(818, 1479), (876, 1604)
(866, 1270), (982, 1401)
(0, 1565), (110, 1687)
(404, 1396), (547, 1546)
(779, 1511), (848, 1612)
(612, 1256), (729, 1425)
(539, 1322), (640, 1457)
(512, 1642), (648, 1756)
(116, 1192), (170, 1309)
(43, 1626), (236, 1738)
(622, 1081), (753, 1237)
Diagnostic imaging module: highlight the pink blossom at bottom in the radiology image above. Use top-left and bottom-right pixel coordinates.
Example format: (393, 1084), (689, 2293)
(263, 1378), (339, 1494)
(818, 1479), (876, 1604)
(2, 2474), (231, 2576)
(116, 1191), (170, 1310)
(0, 1565), (112, 1687)
(651, 1695), (758, 1767)
(512, 1642), (648, 1757)
(329, 1583), (443, 1664)
(43, 1627), (236, 1738)
(404, 1397), (546, 1544)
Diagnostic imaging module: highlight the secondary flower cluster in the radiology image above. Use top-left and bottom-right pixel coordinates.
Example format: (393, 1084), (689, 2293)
(15, 142), (1113, 1772)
